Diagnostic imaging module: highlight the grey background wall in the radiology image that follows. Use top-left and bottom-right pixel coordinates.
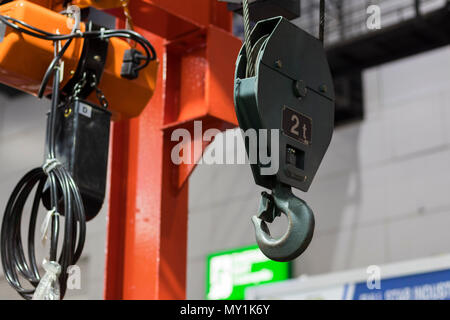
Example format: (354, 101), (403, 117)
(0, 40), (449, 300)
(186, 44), (450, 298)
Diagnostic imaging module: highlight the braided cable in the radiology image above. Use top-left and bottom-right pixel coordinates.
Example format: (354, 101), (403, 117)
(242, 0), (254, 77)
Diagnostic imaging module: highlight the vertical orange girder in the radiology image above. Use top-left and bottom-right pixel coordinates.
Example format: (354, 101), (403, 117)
(104, 1), (240, 299)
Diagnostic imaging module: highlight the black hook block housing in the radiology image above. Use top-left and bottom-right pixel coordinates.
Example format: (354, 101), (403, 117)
(234, 17), (335, 192)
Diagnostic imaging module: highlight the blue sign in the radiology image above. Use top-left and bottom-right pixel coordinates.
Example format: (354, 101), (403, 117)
(352, 269), (450, 300)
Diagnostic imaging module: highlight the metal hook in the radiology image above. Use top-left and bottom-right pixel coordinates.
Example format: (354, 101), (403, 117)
(252, 182), (315, 262)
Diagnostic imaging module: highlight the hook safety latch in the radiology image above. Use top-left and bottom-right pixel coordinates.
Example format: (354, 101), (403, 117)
(252, 183), (315, 262)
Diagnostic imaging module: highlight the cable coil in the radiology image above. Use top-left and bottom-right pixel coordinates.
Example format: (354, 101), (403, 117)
(1, 59), (86, 299)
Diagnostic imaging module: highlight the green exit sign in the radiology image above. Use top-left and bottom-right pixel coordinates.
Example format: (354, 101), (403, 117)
(206, 244), (291, 300)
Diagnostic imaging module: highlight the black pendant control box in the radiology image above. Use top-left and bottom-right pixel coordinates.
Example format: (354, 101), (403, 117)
(43, 99), (111, 221)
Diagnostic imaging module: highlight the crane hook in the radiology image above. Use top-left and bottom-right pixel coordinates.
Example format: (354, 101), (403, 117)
(252, 182), (315, 262)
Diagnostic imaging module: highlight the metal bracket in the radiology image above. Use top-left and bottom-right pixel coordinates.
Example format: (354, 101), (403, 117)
(62, 24), (109, 100)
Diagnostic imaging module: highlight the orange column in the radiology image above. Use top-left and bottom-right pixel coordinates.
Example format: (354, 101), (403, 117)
(104, 1), (236, 299)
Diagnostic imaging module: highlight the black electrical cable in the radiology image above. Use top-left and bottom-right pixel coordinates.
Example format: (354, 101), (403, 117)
(0, 14), (156, 97)
(0, 42), (86, 300)
(319, 0), (326, 43)
(38, 38), (74, 98)
(0, 15), (156, 64)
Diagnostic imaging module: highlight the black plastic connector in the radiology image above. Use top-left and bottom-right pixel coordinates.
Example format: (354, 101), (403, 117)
(121, 48), (145, 80)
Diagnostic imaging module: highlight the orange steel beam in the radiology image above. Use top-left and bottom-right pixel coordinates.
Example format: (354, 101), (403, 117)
(106, 0), (231, 40)
(104, 1), (239, 299)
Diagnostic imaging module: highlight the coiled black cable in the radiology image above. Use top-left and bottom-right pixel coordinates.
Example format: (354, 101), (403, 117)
(0, 43), (86, 300)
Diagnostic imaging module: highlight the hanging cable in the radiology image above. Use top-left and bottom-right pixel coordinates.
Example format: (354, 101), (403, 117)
(319, 0), (326, 44)
(1, 40), (86, 300)
(242, 0), (254, 77)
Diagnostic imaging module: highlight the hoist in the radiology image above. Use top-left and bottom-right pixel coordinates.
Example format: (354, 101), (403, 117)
(0, 0), (158, 299)
(234, 3), (334, 262)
